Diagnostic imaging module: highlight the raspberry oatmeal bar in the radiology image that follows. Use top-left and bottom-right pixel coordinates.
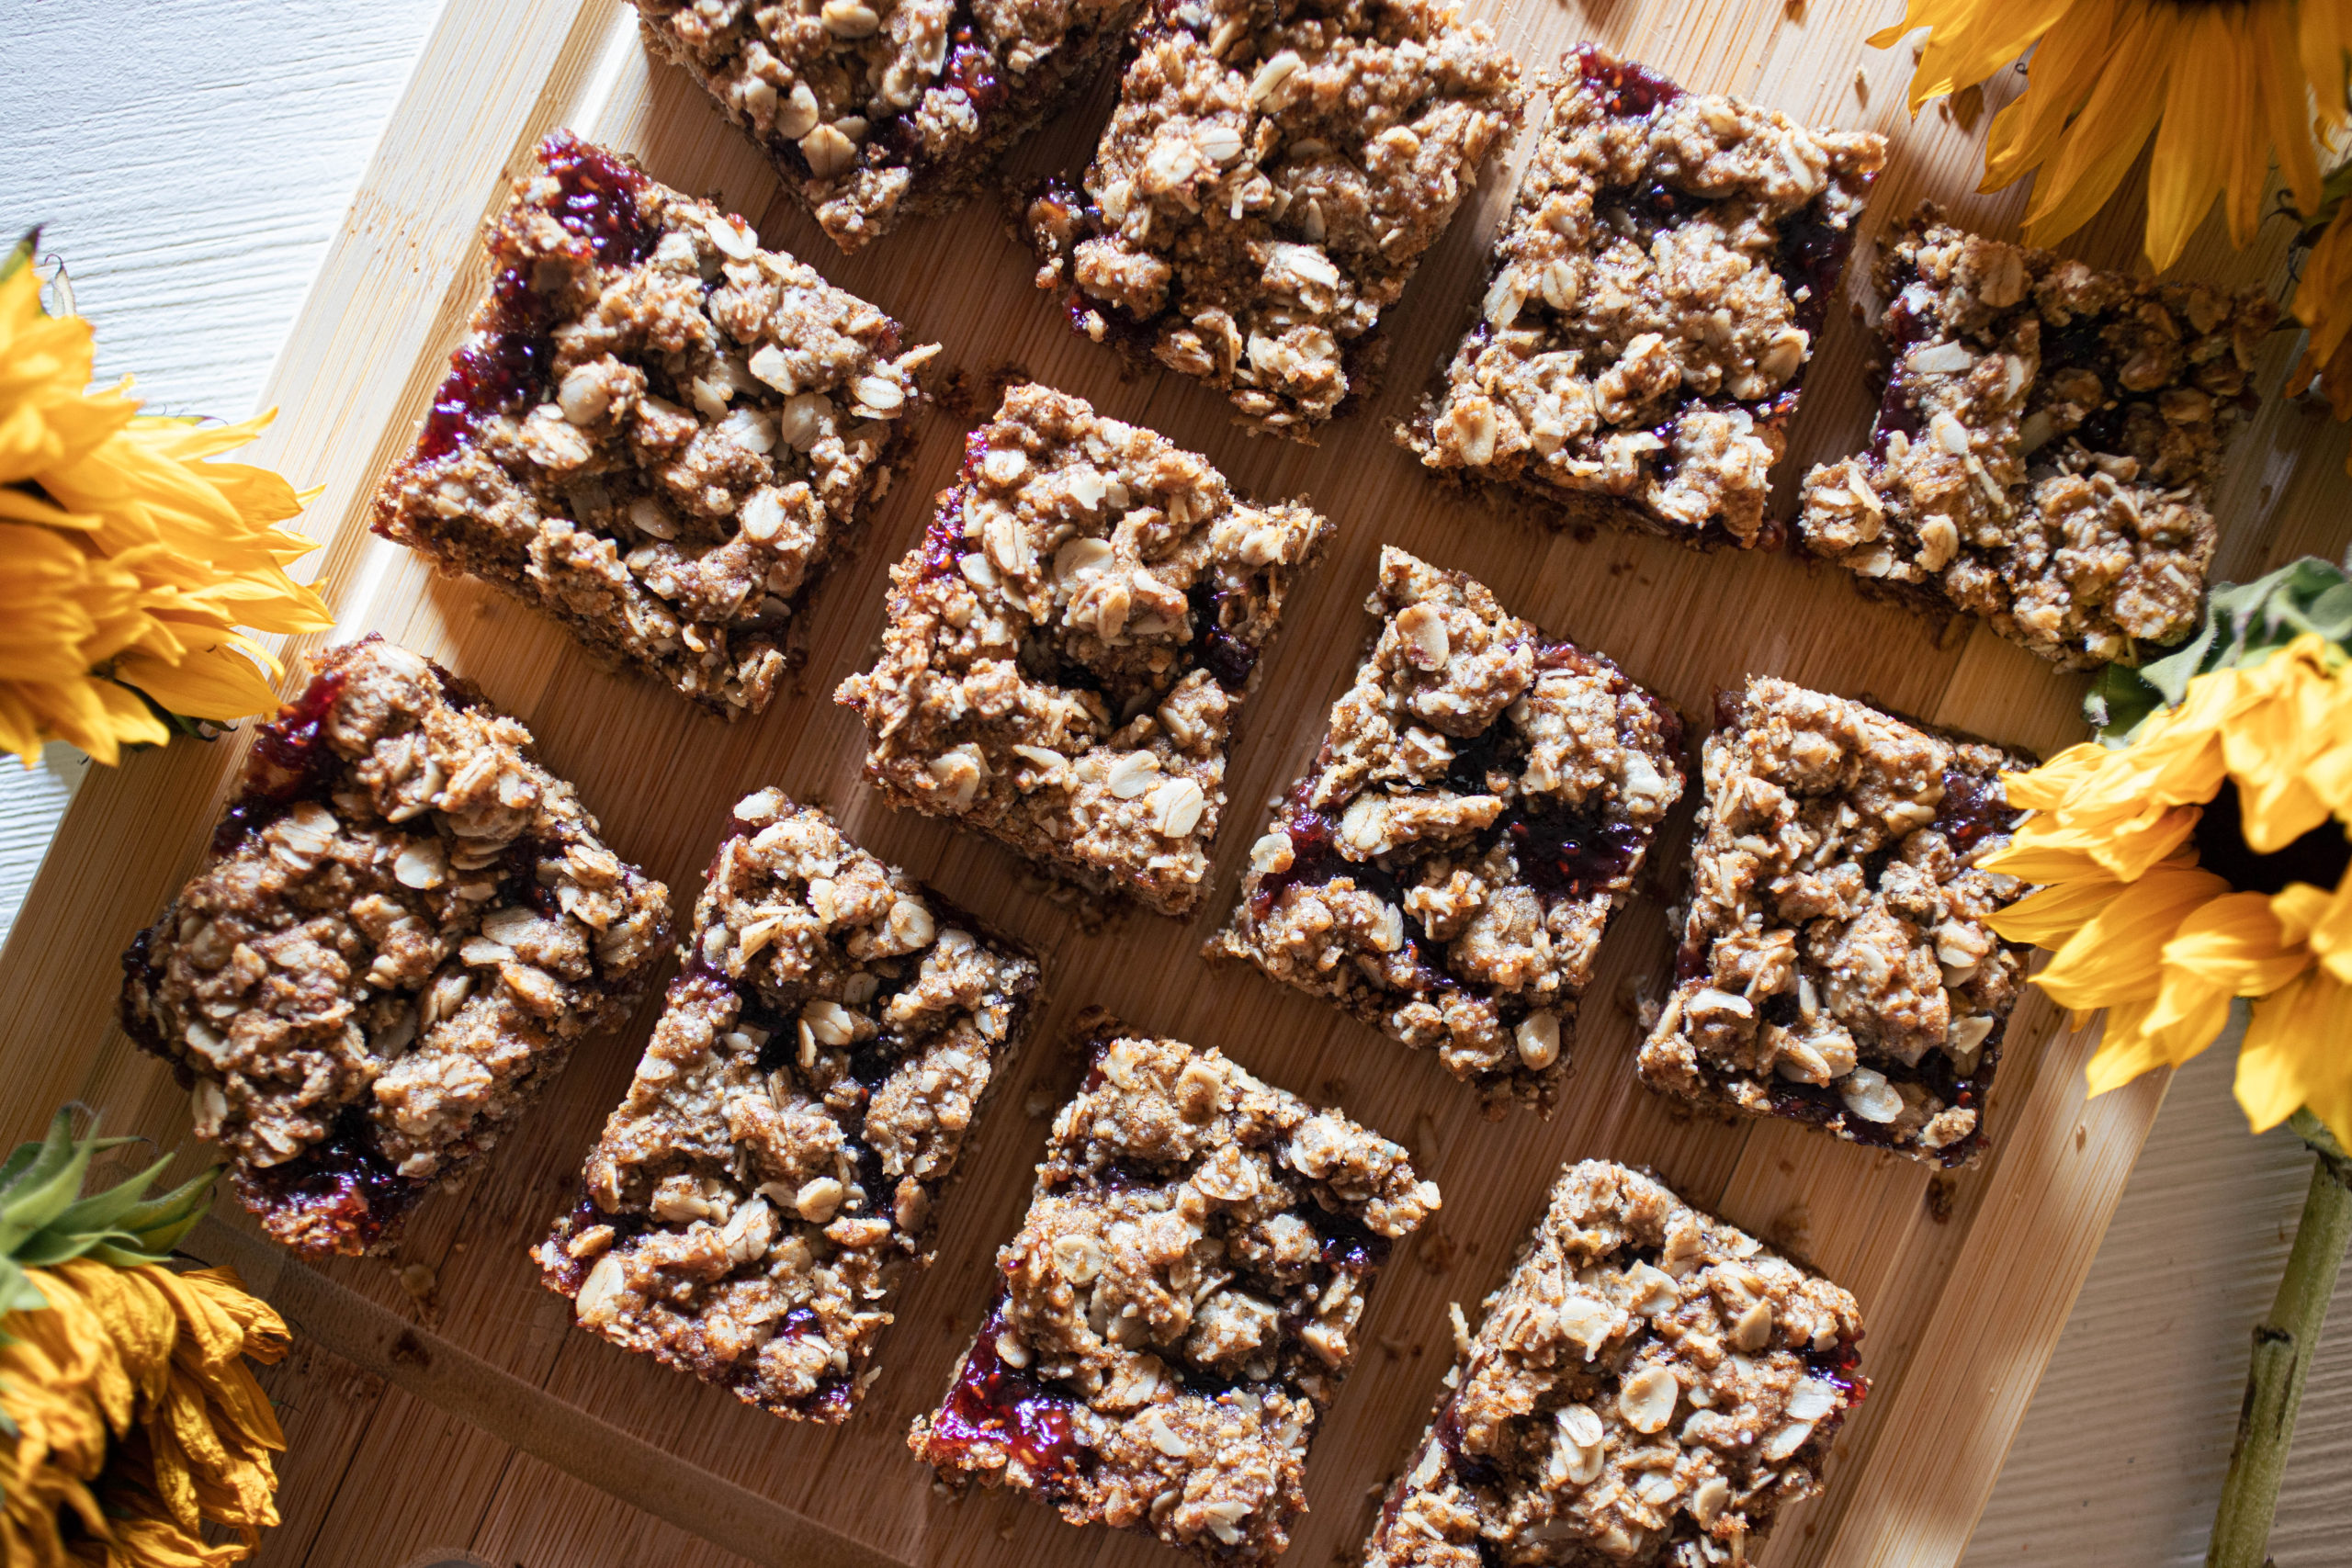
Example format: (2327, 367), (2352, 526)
(1403, 47), (1886, 546)
(909, 1008), (1440, 1562)
(119, 637), (672, 1258)
(536, 791), (1039, 1421)
(1638, 677), (2032, 1167)
(633, 0), (1141, 254)
(1209, 547), (1686, 1111)
(835, 382), (1332, 915)
(1017, 0), (1521, 437)
(374, 132), (937, 716)
(1366, 1161), (1867, 1568)
(1798, 206), (2278, 668)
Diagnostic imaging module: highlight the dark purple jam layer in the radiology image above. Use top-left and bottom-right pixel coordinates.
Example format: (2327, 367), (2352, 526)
(1248, 639), (1679, 1053)
(409, 132), (652, 465)
(232, 1106), (424, 1255)
(931, 1298), (1087, 1491)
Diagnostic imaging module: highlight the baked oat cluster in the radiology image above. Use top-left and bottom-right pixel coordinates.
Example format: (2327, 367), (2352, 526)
(1637, 677), (2032, 1167)
(1211, 547), (1685, 1111)
(119, 637), (672, 1258)
(1404, 47), (1885, 545)
(635, 0), (1140, 252)
(910, 1010), (1440, 1563)
(836, 382), (1332, 915)
(374, 132), (937, 716)
(536, 791), (1038, 1421)
(1799, 206), (2278, 668)
(1018, 0), (1521, 436)
(1366, 1161), (1867, 1568)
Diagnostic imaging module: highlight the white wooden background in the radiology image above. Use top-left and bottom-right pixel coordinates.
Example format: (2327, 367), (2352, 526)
(1, 1), (2345, 1562)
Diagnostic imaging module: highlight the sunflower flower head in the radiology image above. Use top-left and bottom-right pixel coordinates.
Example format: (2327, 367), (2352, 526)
(0, 1111), (287, 1568)
(1984, 558), (2352, 1145)
(0, 232), (334, 767)
(1870, 0), (2352, 271)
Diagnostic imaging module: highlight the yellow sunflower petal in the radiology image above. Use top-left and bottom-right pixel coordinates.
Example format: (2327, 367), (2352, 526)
(2252, 0), (2324, 222)
(110, 647), (280, 724)
(2300, 874), (2352, 987)
(2161, 889), (2317, 997)
(1985, 864), (2132, 947)
(2033, 859), (2232, 1010)
(1998, 742), (2109, 810)
(2302, 0), (2352, 130)
(2143, 1), (2244, 270)
(2021, 0), (2178, 247)
(1983, 0), (2121, 189)
(1896, 0), (2082, 109)
(2235, 969), (2352, 1139)
(2082, 998), (2178, 1096)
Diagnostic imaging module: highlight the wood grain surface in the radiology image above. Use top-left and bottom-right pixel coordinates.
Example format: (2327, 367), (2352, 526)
(3, 1), (2346, 1565)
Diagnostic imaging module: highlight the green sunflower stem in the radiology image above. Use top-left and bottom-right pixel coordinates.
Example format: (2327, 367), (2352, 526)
(2206, 1111), (2352, 1568)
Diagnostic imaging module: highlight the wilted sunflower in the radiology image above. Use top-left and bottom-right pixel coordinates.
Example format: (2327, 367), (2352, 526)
(1982, 559), (2352, 1144)
(1870, 0), (2352, 271)
(0, 1111), (287, 1568)
(0, 231), (334, 766)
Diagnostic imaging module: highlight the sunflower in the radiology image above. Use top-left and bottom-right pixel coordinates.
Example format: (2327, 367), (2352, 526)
(0, 1112), (287, 1568)
(1982, 558), (2352, 1145)
(1870, 0), (2352, 271)
(0, 232), (334, 767)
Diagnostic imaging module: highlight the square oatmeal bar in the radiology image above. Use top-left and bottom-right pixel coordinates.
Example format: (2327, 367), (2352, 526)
(1637, 677), (2033, 1167)
(119, 637), (672, 1258)
(1366, 1161), (1866, 1568)
(1209, 547), (1686, 1112)
(1403, 47), (1885, 546)
(536, 791), (1039, 1421)
(908, 1008), (1441, 1562)
(1017, 0), (1521, 436)
(633, 0), (1142, 253)
(374, 131), (937, 716)
(835, 381), (1332, 915)
(1798, 205), (2278, 668)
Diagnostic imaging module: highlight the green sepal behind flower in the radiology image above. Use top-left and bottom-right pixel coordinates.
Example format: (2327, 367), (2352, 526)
(0, 1111), (218, 1339)
(2086, 557), (2352, 744)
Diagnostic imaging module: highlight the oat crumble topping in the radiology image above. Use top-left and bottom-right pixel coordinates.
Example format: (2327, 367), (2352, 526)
(1366, 1161), (1867, 1568)
(119, 637), (673, 1258)
(1402, 47), (1885, 545)
(1018, 0), (1521, 436)
(1636, 677), (2033, 1167)
(635, 0), (1141, 253)
(1798, 206), (2279, 669)
(536, 791), (1039, 1420)
(1210, 547), (1686, 1111)
(374, 132), (937, 716)
(910, 1008), (1440, 1562)
(835, 381), (1332, 915)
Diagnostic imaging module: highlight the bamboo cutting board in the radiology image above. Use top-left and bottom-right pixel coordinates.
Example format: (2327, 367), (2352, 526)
(3, 1), (2346, 1564)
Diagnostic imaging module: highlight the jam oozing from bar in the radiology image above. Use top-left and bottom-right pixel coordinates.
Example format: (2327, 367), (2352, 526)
(1571, 41), (1680, 115)
(1752, 1006), (2004, 1169)
(232, 1106), (422, 1254)
(1931, 764), (2022, 854)
(1572, 42), (1863, 433)
(1253, 645), (1673, 927)
(931, 1300), (1085, 1485)
(410, 133), (651, 463)
(209, 662), (351, 853)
